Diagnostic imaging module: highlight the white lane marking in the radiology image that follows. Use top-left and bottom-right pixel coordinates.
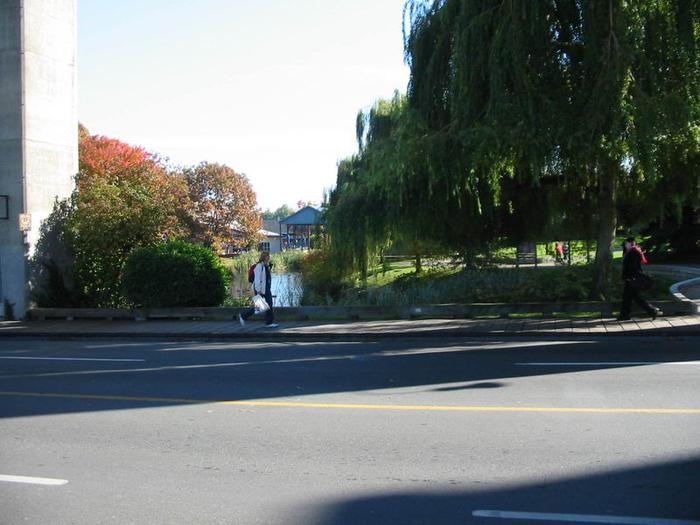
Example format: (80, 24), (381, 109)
(0, 474), (68, 486)
(0, 354), (368, 379)
(472, 510), (700, 524)
(516, 361), (700, 366)
(0, 356), (144, 362)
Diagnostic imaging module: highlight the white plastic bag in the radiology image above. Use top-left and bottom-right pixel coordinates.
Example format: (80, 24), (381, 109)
(252, 294), (270, 313)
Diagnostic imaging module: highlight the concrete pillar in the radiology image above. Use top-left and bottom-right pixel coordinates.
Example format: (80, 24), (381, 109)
(0, 0), (77, 319)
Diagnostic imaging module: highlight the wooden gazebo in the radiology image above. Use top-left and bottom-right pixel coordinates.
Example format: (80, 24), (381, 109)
(279, 206), (324, 250)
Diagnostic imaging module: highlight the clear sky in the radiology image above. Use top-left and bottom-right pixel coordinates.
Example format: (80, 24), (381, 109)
(78, 0), (410, 211)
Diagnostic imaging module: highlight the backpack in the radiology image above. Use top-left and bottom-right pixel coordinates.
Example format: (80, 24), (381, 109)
(248, 263), (257, 284)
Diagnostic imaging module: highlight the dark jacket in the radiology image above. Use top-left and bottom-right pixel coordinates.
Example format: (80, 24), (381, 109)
(622, 248), (643, 280)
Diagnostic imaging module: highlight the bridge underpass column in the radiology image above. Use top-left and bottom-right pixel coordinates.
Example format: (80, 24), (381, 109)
(0, 0), (77, 318)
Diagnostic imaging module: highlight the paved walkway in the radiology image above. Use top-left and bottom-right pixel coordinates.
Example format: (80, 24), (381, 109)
(653, 264), (700, 306)
(683, 284), (700, 300)
(1, 314), (699, 340)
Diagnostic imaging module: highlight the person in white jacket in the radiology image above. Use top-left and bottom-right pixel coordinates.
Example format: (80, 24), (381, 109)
(239, 251), (277, 327)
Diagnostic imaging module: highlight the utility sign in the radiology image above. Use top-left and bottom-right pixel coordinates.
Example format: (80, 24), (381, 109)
(18, 213), (31, 232)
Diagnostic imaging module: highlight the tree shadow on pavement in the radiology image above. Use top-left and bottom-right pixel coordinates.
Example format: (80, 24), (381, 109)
(300, 454), (700, 525)
(1, 337), (699, 419)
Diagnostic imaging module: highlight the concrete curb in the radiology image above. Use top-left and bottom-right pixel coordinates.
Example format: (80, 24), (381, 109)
(21, 299), (697, 322)
(2, 327), (699, 341)
(2, 333), (699, 341)
(669, 276), (700, 315)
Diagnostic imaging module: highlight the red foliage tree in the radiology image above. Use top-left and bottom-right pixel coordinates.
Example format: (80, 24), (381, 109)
(69, 127), (189, 306)
(79, 136), (155, 181)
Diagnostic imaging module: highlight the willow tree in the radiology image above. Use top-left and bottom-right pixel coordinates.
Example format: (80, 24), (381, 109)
(326, 93), (477, 277)
(325, 95), (407, 279)
(618, 3), (700, 256)
(356, 94), (451, 270)
(404, 0), (700, 298)
(325, 156), (387, 280)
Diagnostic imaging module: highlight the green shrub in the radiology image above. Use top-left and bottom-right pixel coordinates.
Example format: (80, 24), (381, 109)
(30, 199), (85, 307)
(221, 250), (305, 278)
(298, 250), (348, 305)
(221, 252), (259, 277)
(122, 240), (229, 307)
(333, 264), (674, 306)
(296, 252), (675, 306)
(270, 250), (305, 272)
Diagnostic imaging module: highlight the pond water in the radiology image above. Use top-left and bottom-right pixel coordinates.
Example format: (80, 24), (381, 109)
(271, 272), (303, 307)
(231, 271), (303, 307)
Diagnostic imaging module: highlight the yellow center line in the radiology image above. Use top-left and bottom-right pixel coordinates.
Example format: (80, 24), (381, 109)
(1, 391), (699, 414)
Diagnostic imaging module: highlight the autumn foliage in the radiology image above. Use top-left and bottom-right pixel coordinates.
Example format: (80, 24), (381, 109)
(31, 125), (263, 307)
(57, 127), (260, 307)
(182, 162), (262, 252)
(65, 132), (180, 305)
(79, 135), (157, 182)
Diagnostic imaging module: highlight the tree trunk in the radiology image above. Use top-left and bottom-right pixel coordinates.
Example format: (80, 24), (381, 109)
(586, 239), (591, 263)
(593, 171), (617, 300)
(359, 241), (368, 283)
(415, 253), (422, 273)
(464, 248), (476, 268)
(414, 240), (422, 273)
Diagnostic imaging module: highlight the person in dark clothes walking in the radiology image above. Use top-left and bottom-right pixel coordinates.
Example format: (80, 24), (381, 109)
(618, 237), (659, 321)
(239, 251), (277, 328)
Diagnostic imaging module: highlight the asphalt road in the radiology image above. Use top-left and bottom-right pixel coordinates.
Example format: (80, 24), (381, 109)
(1, 336), (699, 525)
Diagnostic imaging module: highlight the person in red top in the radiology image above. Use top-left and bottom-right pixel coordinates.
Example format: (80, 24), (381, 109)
(618, 237), (659, 321)
(555, 242), (564, 264)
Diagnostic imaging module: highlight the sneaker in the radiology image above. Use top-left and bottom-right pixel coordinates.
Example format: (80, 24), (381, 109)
(650, 308), (660, 321)
(265, 323), (279, 328)
(238, 314), (245, 327)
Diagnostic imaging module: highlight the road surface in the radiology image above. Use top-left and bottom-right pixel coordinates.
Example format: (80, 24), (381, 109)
(1, 336), (699, 524)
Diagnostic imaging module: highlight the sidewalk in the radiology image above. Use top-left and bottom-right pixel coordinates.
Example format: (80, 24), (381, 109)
(2, 315), (699, 340)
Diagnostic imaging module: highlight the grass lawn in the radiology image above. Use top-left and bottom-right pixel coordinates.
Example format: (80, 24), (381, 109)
(365, 263), (424, 286)
(331, 260), (676, 306)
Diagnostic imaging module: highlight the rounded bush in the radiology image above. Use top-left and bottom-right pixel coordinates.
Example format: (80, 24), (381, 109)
(122, 240), (229, 307)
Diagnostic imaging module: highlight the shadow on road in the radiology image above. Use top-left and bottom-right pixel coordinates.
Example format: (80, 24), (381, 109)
(1, 337), (699, 419)
(302, 454), (700, 524)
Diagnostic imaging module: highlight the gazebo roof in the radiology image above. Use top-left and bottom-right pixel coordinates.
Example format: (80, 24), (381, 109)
(279, 206), (324, 226)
